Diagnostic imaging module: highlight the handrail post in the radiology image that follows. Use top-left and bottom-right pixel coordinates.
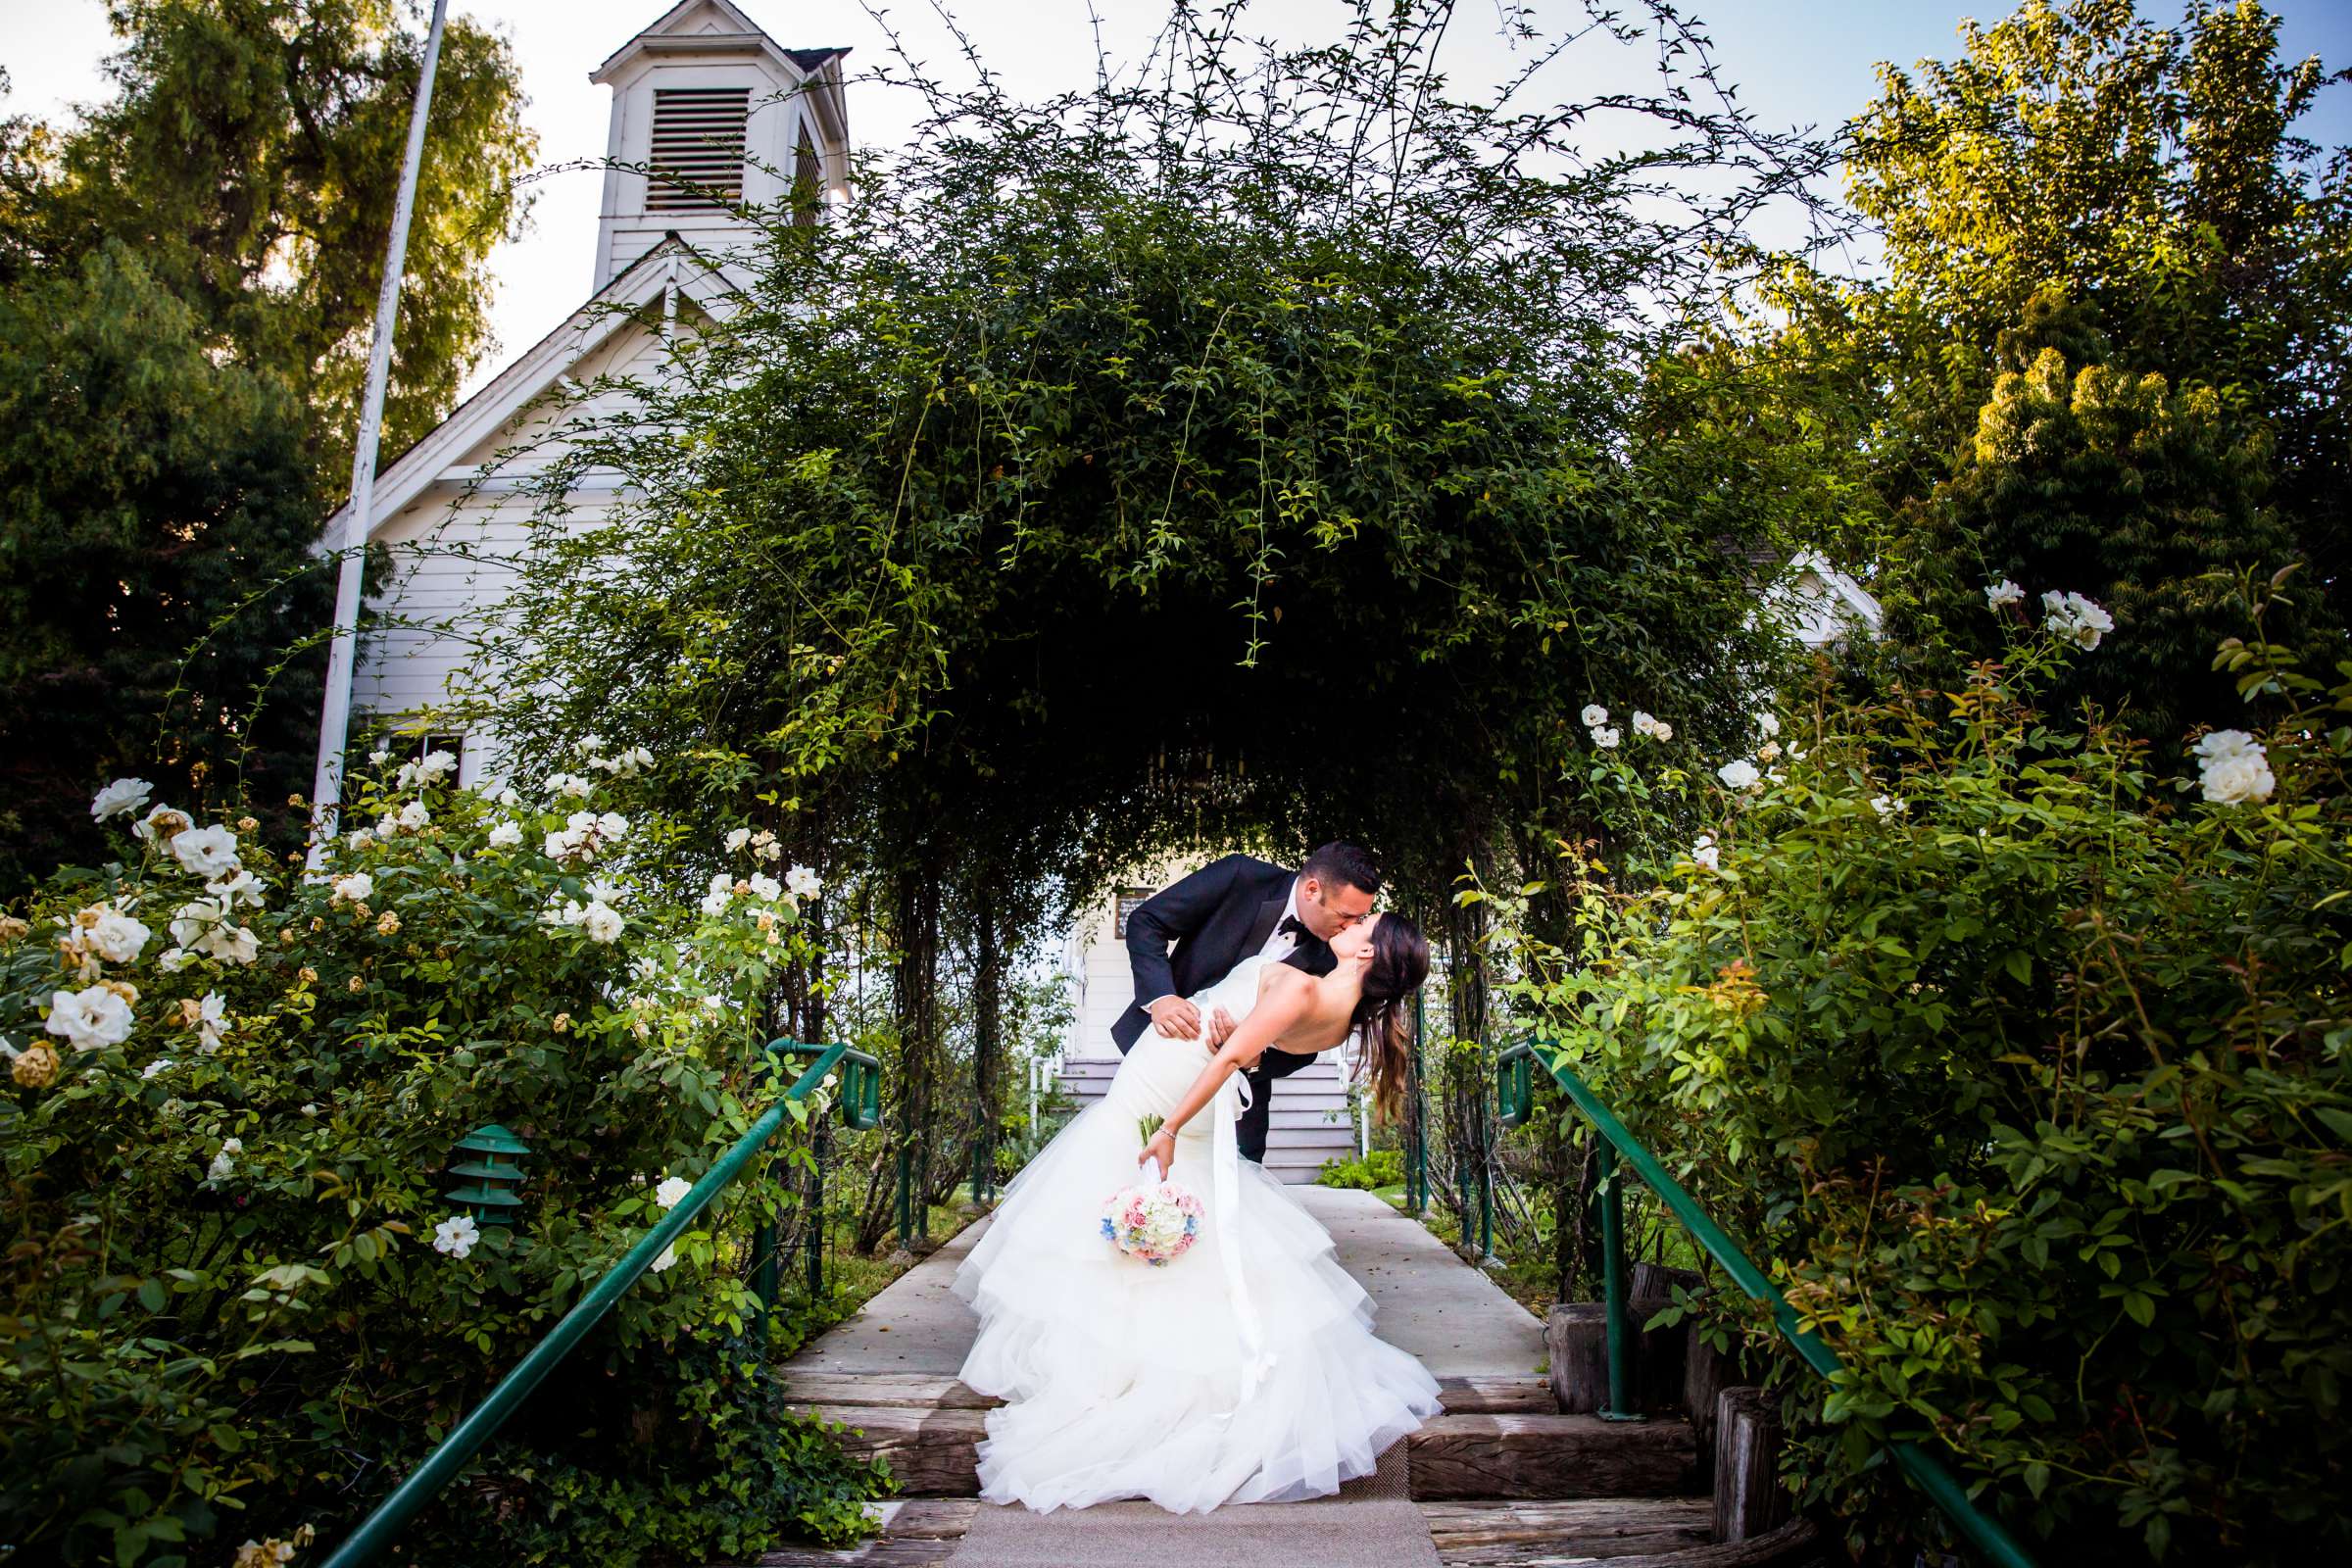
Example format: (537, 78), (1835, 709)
(807, 1117), (830, 1298)
(1594, 1139), (1638, 1421)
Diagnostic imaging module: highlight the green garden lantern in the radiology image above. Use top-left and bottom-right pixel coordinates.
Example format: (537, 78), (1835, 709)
(446, 1123), (530, 1226)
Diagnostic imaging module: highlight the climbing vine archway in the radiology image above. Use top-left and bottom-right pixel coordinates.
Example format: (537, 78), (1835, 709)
(461, 0), (1834, 1252)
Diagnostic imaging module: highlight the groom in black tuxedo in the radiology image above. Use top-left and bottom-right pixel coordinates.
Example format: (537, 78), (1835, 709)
(1115, 843), (1380, 1165)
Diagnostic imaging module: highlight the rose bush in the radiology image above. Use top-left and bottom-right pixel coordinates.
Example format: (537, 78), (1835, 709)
(1490, 582), (2352, 1563)
(0, 750), (886, 1566)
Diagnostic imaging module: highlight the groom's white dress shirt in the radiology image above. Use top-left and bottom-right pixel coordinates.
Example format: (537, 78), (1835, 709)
(1146, 877), (1302, 1012)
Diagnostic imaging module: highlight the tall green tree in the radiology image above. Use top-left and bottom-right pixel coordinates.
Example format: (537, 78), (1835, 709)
(3, 0), (538, 490)
(1743, 1), (2348, 736)
(0, 2), (534, 887)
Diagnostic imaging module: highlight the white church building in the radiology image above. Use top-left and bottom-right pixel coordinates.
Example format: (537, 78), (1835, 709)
(319, 0), (849, 789)
(322, 1), (1884, 1185)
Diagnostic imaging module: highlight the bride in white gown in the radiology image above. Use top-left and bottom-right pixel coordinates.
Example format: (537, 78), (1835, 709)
(953, 911), (1442, 1513)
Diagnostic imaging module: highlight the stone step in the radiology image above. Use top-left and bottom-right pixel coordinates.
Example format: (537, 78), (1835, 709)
(739, 1501), (1819, 1567)
(798, 1404), (1697, 1502)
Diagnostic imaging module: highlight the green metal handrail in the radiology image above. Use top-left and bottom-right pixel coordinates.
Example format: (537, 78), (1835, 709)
(1494, 1035), (2038, 1568)
(320, 1040), (882, 1568)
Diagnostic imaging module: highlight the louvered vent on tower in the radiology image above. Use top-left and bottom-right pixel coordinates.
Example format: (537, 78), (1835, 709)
(647, 87), (751, 210)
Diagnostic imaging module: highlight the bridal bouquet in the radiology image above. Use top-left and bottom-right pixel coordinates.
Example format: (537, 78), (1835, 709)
(1101, 1116), (1204, 1266)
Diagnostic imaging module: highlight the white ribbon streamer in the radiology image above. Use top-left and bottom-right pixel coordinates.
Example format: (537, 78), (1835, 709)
(1211, 1066), (1275, 1406)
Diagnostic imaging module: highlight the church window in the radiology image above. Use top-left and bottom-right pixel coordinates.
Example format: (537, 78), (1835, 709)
(1113, 888), (1156, 940)
(648, 87), (752, 211)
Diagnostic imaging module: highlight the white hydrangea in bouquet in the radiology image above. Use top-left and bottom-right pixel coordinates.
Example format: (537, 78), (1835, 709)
(1100, 1115), (1205, 1266)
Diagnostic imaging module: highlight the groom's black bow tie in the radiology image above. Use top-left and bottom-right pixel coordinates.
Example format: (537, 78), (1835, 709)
(1278, 915), (1309, 943)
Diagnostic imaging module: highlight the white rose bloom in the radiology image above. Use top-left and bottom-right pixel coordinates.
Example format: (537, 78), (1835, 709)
(699, 891), (729, 916)
(656, 1175), (693, 1209)
(1755, 741), (1781, 763)
(206, 869), (265, 909)
(1580, 704), (1608, 728)
(724, 827), (752, 853)
(416, 750), (458, 782)
(786, 865), (822, 900)
(1985, 579), (2024, 610)
(2193, 729), (2276, 806)
(1755, 711), (1781, 739)
(575, 733), (607, 758)
(209, 925), (260, 965)
(90, 778), (154, 822)
(207, 1137), (242, 1183)
(550, 772), (594, 799)
(331, 872), (373, 905)
(1630, 710), (1658, 737)
(368, 749), (391, 766)
(544, 828), (580, 862)
(496, 787), (521, 808)
(755, 839), (782, 862)
(748, 873), (783, 903)
(170, 824), (241, 879)
(375, 813), (399, 839)
(596, 811), (628, 841)
(158, 947), (191, 973)
(194, 992), (228, 1053)
(1592, 726), (1622, 750)
(397, 801), (430, 831)
(707, 872), (733, 896)
(1870, 794), (1907, 817)
(347, 829), (374, 851)
(1650, 719), (1674, 742)
(652, 1245), (679, 1273)
(1691, 836), (1721, 871)
(1717, 759), (1763, 792)
(486, 821), (523, 849)
(580, 901), (624, 944)
(46, 988), (135, 1051)
(2040, 590), (2115, 651)
(141, 1057), (173, 1080)
(74, 905), (152, 964)
(433, 1214), (480, 1259)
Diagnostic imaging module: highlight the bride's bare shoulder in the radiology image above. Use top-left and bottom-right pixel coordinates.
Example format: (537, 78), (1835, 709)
(1255, 962), (1314, 1001)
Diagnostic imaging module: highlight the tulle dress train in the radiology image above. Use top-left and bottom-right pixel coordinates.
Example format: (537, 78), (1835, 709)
(951, 955), (1442, 1513)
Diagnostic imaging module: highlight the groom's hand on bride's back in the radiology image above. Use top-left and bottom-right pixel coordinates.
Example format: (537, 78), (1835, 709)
(1148, 996), (1202, 1039)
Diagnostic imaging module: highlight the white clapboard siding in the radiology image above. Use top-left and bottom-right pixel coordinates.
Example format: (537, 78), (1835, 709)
(1055, 1054), (1358, 1186)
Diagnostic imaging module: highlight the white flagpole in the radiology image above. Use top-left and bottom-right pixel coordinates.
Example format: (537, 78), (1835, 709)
(311, 0), (451, 852)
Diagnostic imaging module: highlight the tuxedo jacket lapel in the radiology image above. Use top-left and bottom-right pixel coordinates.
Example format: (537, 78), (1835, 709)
(1242, 894), (1286, 956)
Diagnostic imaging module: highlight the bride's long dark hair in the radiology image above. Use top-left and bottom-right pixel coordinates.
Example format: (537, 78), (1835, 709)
(1348, 913), (1432, 1125)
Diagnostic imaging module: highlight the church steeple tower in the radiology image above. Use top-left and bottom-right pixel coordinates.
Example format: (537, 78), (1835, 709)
(588, 0), (849, 289)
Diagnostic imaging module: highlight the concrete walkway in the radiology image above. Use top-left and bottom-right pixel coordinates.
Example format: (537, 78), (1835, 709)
(786, 1186), (1545, 1382)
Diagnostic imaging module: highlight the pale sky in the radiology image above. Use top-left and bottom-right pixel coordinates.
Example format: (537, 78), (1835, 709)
(8, 1), (2349, 398)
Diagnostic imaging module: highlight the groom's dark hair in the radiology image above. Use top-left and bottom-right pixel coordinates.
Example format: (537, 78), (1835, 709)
(1301, 841), (1380, 896)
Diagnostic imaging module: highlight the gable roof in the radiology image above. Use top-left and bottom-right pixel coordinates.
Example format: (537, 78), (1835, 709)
(318, 235), (737, 545)
(590, 0), (847, 85)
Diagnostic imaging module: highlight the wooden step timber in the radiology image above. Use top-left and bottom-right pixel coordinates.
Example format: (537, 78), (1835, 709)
(1425, 1516), (1820, 1568)
(1421, 1496), (1711, 1562)
(1407, 1413), (1698, 1501)
(784, 1370), (1551, 1416)
(750, 1497), (974, 1567)
(804, 1409), (1697, 1500)
(796, 1379), (1591, 1499)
